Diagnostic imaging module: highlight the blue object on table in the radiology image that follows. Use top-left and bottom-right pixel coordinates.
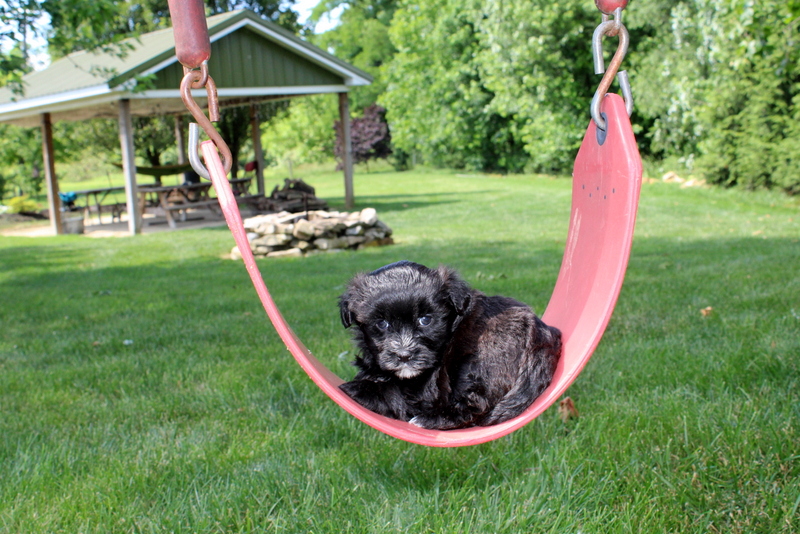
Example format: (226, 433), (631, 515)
(58, 191), (79, 211)
(58, 191), (77, 203)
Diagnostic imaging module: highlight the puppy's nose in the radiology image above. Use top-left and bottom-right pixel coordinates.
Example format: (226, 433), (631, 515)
(396, 351), (412, 362)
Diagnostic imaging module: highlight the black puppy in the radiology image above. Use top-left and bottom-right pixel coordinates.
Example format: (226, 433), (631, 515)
(338, 260), (561, 430)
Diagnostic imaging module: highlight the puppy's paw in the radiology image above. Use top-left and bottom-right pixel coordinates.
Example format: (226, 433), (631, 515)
(408, 415), (441, 429)
(408, 416), (426, 428)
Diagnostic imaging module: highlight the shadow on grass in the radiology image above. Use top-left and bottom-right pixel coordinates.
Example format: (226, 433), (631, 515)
(2, 234), (796, 381)
(315, 189), (499, 214)
(3, 232), (797, 363)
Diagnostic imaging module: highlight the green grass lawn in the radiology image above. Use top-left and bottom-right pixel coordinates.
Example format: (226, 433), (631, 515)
(1, 167), (798, 533)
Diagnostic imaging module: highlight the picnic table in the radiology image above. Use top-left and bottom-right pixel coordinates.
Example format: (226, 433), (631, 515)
(68, 186), (128, 225)
(138, 177), (257, 229)
(64, 178), (257, 229)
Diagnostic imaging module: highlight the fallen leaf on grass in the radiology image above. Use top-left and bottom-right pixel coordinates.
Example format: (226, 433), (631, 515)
(700, 306), (713, 317)
(558, 397), (579, 423)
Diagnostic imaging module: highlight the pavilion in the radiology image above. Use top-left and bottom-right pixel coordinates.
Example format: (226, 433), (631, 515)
(0, 9), (372, 235)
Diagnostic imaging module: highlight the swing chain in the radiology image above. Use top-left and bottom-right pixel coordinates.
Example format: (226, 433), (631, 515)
(590, 3), (633, 131)
(180, 62), (232, 179)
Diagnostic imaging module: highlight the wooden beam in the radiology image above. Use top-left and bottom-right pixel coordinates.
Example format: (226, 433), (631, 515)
(250, 103), (265, 196)
(338, 92), (354, 210)
(175, 115), (187, 165)
(41, 113), (63, 235)
(118, 99), (141, 235)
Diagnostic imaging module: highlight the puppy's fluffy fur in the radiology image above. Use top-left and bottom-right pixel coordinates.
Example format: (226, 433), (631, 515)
(338, 260), (561, 430)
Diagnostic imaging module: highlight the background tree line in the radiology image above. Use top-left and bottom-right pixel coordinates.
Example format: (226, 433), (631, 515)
(1, 0), (798, 197)
(303, 0), (799, 192)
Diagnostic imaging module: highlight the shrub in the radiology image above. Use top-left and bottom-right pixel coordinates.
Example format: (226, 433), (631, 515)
(334, 104), (392, 169)
(5, 195), (40, 214)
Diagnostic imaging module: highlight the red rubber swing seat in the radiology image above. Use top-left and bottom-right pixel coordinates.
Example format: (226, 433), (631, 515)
(203, 93), (642, 448)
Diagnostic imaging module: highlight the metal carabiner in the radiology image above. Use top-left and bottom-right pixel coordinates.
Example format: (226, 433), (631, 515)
(180, 62), (232, 178)
(590, 15), (632, 131)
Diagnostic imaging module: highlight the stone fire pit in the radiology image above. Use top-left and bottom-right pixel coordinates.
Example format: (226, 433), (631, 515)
(232, 208), (394, 260)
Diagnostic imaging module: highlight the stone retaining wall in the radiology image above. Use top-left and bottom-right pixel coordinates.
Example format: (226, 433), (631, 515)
(231, 208), (393, 260)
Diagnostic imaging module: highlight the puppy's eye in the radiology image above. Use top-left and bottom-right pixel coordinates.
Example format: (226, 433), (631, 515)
(376, 319), (390, 331)
(418, 315), (432, 327)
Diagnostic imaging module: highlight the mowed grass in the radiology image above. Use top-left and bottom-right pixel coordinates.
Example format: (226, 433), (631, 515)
(1, 166), (799, 533)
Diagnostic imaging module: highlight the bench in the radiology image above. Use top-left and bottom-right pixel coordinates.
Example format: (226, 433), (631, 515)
(138, 181), (260, 229)
(83, 202), (127, 223)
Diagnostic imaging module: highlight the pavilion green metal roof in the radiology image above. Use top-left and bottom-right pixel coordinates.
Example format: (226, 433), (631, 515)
(0, 10), (372, 127)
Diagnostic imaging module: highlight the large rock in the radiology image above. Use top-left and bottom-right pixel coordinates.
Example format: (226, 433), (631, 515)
(359, 207), (378, 226)
(292, 219), (316, 240)
(252, 234), (293, 247)
(314, 237), (347, 250)
(268, 248), (303, 258)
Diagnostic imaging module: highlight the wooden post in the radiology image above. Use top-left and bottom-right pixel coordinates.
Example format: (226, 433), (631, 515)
(338, 92), (354, 210)
(250, 103), (265, 196)
(175, 115), (187, 165)
(41, 113), (62, 235)
(118, 99), (141, 235)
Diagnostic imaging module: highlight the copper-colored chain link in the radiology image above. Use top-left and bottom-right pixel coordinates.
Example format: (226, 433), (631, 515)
(167, 0), (231, 177)
(180, 63), (232, 177)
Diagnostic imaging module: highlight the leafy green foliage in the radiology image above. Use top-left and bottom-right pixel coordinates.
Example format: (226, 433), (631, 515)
(266, 0), (399, 173)
(334, 104), (392, 169)
(626, 0), (800, 193)
(0, 124), (42, 197)
(3, 0), (799, 193)
(44, 0), (300, 58)
(354, 0), (800, 189)
(135, 116), (181, 168)
(310, 0), (398, 110)
(381, 0), (529, 171)
(692, 1), (800, 191)
(474, 0), (598, 173)
(4, 194), (39, 213)
(261, 95), (339, 167)
(44, 0), (138, 58)
(206, 0), (300, 30)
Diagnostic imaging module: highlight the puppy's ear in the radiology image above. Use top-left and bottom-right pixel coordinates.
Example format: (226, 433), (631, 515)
(339, 273), (369, 328)
(339, 294), (354, 328)
(438, 266), (472, 316)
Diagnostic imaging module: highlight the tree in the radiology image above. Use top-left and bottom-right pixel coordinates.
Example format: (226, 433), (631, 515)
(380, 0), (529, 172)
(334, 103), (391, 169)
(0, 1), (39, 94)
(473, 0), (599, 173)
(44, 0), (300, 59)
(0, 124), (41, 196)
(255, 0), (399, 173)
(261, 95), (338, 167)
(628, 0), (800, 192)
(310, 0), (398, 110)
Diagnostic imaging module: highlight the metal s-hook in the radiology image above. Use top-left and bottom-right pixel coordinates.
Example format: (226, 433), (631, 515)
(180, 62), (232, 178)
(591, 13), (633, 131)
(188, 122), (209, 179)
